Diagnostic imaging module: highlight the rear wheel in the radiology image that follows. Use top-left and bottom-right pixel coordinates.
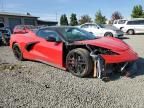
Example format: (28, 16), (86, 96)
(104, 32), (113, 37)
(127, 29), (134, 35)
(66, 48), (93, 77)
(12, 43), (24, 61)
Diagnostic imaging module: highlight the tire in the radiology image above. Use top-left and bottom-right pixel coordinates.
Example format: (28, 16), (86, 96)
(127, 29), (134, 35)
(66, 48), (93, 78)
(104, 32), (113, 37)
(12, 43), (24, 61)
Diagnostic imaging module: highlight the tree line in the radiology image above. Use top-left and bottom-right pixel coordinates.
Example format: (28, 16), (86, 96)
(60, 4), (144, 25)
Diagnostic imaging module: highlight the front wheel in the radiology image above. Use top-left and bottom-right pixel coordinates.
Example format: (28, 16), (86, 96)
(66, 48), (93, 78)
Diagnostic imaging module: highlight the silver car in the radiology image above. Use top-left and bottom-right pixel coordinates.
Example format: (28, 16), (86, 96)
(78, 23), (124, 38)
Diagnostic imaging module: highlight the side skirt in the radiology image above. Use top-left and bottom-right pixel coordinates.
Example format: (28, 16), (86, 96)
(35, 59), (66, 71)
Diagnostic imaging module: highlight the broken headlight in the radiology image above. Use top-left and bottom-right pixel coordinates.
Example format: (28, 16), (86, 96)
(93, 48), (119, 55)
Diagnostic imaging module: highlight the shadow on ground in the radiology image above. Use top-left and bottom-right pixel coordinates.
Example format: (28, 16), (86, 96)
(135, 33), (144, 35)
(125, 33), (144, 35)
(119, 37), (130, 40)
(135, 57), (144, 76)
(110, 57), (144, 81)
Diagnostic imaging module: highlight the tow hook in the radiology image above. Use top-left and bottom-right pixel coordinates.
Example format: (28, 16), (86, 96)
(121, 62), (129, 72)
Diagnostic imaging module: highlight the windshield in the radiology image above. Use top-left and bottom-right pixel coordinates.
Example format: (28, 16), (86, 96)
(58, 27), (97, 42)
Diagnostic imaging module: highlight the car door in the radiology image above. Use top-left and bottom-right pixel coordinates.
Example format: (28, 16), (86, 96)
(31, 29), (63, 67)
(81, 24), (100, 36)
(89, 24), (103, 36)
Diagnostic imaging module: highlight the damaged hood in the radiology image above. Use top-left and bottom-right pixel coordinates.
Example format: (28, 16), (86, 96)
(75, 37), (129, 51)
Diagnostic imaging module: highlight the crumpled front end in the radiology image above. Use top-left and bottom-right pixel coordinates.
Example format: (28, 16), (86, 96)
(88, 45), (138, 80)
(101, 48), (138, 64)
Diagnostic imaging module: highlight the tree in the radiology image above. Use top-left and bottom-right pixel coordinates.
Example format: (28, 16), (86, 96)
(79, 15), (92, 24)
(60, 14), (69, 25)
(131, 5), (144, 18)
(111, 11), (123, 22)
(95, 10), (107, 24)
(70, 13), (78, 26)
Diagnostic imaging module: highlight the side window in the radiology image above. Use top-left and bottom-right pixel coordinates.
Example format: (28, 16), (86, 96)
(81, 24), (89, 29)
(37, 29), (61, 41)
(89, 24), (97, 28)
(127, 21), (134, 25)
(127, 20), (144, 25)
(118, 20), (126, 24)
(137, 20), (144, 25)
(138, 20), (144, 25)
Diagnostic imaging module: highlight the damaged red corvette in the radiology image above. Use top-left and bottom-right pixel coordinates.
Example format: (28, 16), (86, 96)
(10, 25), (138, 79)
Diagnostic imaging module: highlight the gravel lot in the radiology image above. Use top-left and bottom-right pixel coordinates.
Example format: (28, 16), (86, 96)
(0, 35), (144, 108)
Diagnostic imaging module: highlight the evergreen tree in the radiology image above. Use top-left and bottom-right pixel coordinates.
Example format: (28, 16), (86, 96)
(60, 14), (69, 25)
(70, 13), (78, 26)
(131, 5), (144, 18)
(95, 10), (107, 24)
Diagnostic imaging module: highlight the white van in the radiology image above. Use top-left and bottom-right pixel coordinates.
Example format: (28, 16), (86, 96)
(113, 19), (144, 35)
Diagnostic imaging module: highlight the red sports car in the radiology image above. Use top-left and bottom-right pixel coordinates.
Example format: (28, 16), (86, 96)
(10, 25), (138, 79)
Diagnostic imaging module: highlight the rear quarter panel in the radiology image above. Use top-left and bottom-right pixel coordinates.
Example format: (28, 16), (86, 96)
(10, 32), (37, 58)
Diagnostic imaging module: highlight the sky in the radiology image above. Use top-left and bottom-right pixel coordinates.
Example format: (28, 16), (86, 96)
(0, 0), (144, 21)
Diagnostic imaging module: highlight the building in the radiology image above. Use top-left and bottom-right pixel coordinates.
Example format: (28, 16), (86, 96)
(37, 20), (58, 26)
(0, 12), (38, 31)
(0, 12), (58, 31)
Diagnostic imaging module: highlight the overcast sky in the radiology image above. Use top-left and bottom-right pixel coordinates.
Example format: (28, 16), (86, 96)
(0, 0), (144, 21)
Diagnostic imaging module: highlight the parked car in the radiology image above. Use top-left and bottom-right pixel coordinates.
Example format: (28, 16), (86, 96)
(10, 25), (138, 79)
(0, 22), (11, 45)
(113, 19), (127, 30)
(78, 23), (123, 38)
(113, 19), (144, 35)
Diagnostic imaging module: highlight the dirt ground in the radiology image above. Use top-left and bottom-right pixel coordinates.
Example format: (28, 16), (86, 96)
(0, 35), (144, 108)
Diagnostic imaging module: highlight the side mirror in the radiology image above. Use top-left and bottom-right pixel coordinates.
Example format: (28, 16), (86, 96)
(46, 36), (56, 42)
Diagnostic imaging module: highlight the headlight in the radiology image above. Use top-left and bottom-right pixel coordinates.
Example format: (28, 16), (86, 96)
(93, 48), (119, 55)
